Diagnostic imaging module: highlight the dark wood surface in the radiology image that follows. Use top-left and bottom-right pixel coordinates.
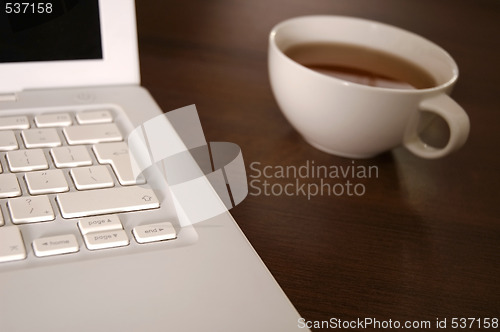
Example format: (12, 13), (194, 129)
(136, 0), (500, 329)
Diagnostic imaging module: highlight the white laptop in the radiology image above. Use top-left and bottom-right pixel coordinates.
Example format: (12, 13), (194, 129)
(0, 1), (307, 331)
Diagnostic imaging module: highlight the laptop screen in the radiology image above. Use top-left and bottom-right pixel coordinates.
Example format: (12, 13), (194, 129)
(0, 0), (102, 63)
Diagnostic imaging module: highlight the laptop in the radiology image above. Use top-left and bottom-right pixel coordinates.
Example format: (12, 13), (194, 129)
(0, 1), (307, 331)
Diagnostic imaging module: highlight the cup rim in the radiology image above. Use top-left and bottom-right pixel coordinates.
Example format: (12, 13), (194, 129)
(269, 15), (459, 94)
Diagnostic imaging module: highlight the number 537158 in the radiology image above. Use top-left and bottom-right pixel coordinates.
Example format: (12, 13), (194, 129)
(5, 2), (53, 14)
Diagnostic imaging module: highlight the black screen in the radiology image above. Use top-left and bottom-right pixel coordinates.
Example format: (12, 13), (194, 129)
(0, 0), (102, 63)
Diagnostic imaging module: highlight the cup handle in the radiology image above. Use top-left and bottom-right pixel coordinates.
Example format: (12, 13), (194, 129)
(403, 94), (470, 159)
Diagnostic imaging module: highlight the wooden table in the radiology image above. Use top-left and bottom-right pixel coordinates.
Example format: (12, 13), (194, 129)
(136, 0), (500, 329)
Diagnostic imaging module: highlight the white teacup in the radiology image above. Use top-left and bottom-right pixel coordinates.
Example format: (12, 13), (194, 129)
(268, 16), (470, 159)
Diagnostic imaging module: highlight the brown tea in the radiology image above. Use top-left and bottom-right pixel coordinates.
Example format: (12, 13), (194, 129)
(284, 42), (437, 89)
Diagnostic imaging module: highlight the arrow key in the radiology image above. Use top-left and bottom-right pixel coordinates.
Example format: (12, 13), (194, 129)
(83, 229), (129, 250)
(78, 215), (123, 235)
(32, 234), (79, 257)
(133, 222), (177, 244)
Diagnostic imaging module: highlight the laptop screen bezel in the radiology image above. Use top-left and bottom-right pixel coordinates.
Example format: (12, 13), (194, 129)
(0, 0), (140, 93)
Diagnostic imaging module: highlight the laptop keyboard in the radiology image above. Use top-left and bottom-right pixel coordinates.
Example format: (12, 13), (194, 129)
(0, 109), (177, 263)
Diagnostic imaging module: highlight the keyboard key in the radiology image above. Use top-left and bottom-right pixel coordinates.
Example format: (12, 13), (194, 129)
(21, 128), (62, 148)
(78, 215), (123, 235)
(25, 169), (69, 195)
(0, 209), (4, 226)
(32, 234), (79, 257)
(63, 123), (122, 145)
(70, 166), (114, 190)
(0, 173), (22, 198)
(93, 142), (145, 185)
(56, 186), (159, 219)
(132, 222), (177, 244)
(0, 130), (19, 151)
(6, 149), (49, 172)
(34, 113), (72, 127)
(83, 229), (129, 250)
(76, 110), (113, 124)
(0, 116), (30, 130)
(8, 195), (55, 224)
(0, 226), (26, 263)
(50, 146), (93, 168)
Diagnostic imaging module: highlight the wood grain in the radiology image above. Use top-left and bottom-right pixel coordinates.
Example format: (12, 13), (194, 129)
(136, 0), (500, 329)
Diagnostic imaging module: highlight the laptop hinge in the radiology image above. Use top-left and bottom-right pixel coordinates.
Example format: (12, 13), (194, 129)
(0, 93), (18, 102)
